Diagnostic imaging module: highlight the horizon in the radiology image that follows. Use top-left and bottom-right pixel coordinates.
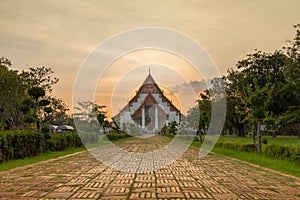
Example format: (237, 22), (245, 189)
(1, 0), (300, 117)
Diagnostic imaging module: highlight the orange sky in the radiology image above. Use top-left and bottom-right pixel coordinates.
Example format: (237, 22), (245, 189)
(1, 0), (300, 116)
(95, 49), (203, 118)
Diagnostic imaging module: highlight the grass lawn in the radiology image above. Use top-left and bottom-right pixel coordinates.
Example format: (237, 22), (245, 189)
(0, 146), (86, 172)
(212, 147), (300, 178)
(217, 135), (300, 148)
(192, 135), (300, 178)
(0, 135), (133, 172)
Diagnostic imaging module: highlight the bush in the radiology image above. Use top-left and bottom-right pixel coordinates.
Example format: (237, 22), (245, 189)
(119, 133), (131, 139)
(265, 144), (300, 164)
(0, 130), (44, 163)
(78, 132), (99, 144)
(103, 132), (132, 141)
(103, 132), (119, 141)
(238, 143), (257, 152)
(262, 138), (268, 144)
(0, 131), (89, 163)
(214, 141), (257, 152)
(46, 133), (83, 151)
(47, 134), (68, 151)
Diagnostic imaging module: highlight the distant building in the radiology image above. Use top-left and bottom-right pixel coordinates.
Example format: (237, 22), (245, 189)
(113, 72), (182, 133)
(49, 125), (58, 132)
(50, 125), (74, 133)
(57, 125), (74, 132)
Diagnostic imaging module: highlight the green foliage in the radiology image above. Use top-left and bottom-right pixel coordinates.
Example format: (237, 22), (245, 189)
(159, 121), (178, 135)
(41, 126), (50, 134)
(265, 144), (300, 164)
(73, 101), (107, 132)
(46, 133), (82, 151)
(103, 132), (119, 141)
(222, 25), (300, 136)
(0, 130), (44, 163)
(168, 121), (178, 134)
(79, 132), (99, 144)
(159, 124), (168, 134)
(0, 146), (85, 172)
(0, 131), (100, 163)
(28, 87), (45, 101)
(0, 60), (26, 130)
(20, 66), (59, 93)
(0, 60), (70, 131)
(262, 138), (268, 144)
(214, 141), (257, 152)
(103, 132), (132, 141)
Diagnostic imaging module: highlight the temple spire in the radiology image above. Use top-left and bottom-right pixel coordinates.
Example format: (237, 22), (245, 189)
(149, 67), (151, 75)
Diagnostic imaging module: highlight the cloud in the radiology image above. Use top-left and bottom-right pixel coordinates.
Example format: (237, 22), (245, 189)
(171, 80), (207, 96)
(1, 0), (300, 113)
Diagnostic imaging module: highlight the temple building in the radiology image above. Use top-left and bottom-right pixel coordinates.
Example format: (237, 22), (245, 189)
(113, 71), (182, 133)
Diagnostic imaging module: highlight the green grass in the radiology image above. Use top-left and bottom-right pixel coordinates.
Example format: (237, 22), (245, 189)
(0, 134), (133, 172)
(0, 146), (86, 172)
(192, 138), (300, 178)
(210, 135), (300, 147)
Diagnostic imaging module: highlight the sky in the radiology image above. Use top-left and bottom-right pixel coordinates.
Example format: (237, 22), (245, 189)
(1, 0), (300, 117)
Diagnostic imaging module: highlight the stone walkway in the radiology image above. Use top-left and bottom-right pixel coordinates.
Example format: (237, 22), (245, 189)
(0, 135), (299, 199)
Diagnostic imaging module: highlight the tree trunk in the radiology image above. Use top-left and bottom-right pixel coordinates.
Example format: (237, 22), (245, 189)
(36, 120), (40, 131)
(197, 123), (203, 142)
(34, 99), (40, 131)
(237, 123), (245, 137)
(199, 130), (203, 142)
(257, 121), (262, 153)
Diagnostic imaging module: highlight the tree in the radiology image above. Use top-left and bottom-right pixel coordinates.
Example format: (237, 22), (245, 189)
(20, 67), (60, 131)
(47, 97), (69, 125)
(196, 90), (211, 142)
(0, 57), (26, 130)
(20, 66), (59, 94)
(225, 49), (288, 137)
(168, 121), (178, 135)
(0, 59), (67, 131)
(73, 101), (107, 132)
(94, 104), (107, 128)
(280, 24), (300, 135)
(224, 70), (248, 136)
(26, 87), (52, 131)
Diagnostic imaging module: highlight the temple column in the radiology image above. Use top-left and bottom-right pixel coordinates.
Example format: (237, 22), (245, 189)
(155, 106), (158, 130)
(142, 106), (145, 129)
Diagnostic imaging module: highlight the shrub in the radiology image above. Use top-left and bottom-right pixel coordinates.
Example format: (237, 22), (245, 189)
(79, 132), (99, 144)
(0, 130), (44, 163)
(103, 132), (119, 141)
(214, 141), (257, 152)
(265, 144), (300, 164)
(238, 143), (257, 152)
(47, 133), (83, 151)
(119, 132), (132, 139)
(41, 126), (50, 134)
(262, 138), (268, 144)
(0, 131), (87, 163)
(47, 134), (68, 151)
(103, 132), (132, 141)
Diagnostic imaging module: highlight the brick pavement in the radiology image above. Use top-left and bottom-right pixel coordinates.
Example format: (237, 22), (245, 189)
(0, 135), (299, 199)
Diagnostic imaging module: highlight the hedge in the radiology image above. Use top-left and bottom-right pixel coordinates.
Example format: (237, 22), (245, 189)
(214, 141), (257, 152)
(47, 133), (83, 151)
(103, 132), (132, 141)
(0, 130), (44, 163)
(0, 131), (99, 164)
(265, 144), (300, 164)
(78, 132), (99, 144)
